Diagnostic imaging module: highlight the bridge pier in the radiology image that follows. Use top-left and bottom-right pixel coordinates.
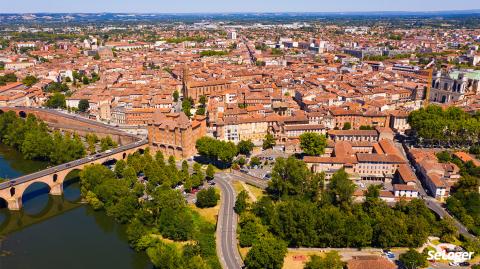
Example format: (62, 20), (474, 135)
(7, 197), (22, 210)
(50, 183), (63, 196)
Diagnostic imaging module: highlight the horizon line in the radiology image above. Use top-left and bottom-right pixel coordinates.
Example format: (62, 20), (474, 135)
(1, 9), (480, 15)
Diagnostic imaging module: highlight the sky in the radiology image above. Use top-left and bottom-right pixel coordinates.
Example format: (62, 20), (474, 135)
(1, 0), (480, 13)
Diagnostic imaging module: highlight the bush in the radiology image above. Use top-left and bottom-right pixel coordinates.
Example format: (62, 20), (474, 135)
(196, 187), (220, 208)
(399, 249), (428, 269)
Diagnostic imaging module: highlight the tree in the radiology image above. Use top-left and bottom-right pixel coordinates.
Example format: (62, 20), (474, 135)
(0, 73), (17, 85)
(342, 122), (352, 130)
(100, 136), (117, 151)
(262, 133), (276, 150)
(328, 169), (356, 206)
(408, 105), (480, 147)
(147, 241), (183, 269)
(114, 159), (127, 178)
(195, 136), (238, 166)
(439, 216), (458, 243)
(237, 156), (247, 167)
(206, 164), (215, 180)
(45, 92), (66, 108)
(86, 133), (98, 153)
(300, 133), (327, 156)
(359, 125), (374, 130)
(199, 95), (207, 106)
(436, 151), (451, 163)
(238, 140), (254, 155)
(82, 76), (90, 85)
(182, 99), (192, 117)
(239, 213), (267, 247)
(305, 251), (344, 269)
(22, 75), (38, 87)
(267, 156), (314, 200)
(44, 82), (69, 93)
(234, 190), (249, 214)
(244, 234), (287, 269)
(195, 187), (219, 208)
(78, 99), (90, 112)
(173, 90), (179, 102)
(249, 157), (261, 168)
(365, 184), (381, 200)
(399, 249), (428, 269)
(195, 107), (205, 116)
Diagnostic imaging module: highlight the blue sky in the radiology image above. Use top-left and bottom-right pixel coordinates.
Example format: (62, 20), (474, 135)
(1, 0), (479, 13)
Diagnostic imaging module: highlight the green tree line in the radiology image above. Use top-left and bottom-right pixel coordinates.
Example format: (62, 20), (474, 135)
(445, 151), (480, 235)
(0, 73), (17, 86)
(80, 150), (220, 269)
(408, 105), (480, 147)
(235, 156), (463, 268)
(0, 111), (85, 164)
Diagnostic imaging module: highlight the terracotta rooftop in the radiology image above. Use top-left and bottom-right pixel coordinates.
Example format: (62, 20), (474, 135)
(347, 256), (396, 269)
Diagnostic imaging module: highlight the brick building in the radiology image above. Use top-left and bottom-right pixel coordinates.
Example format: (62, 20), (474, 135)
(147, 111), (206, 159)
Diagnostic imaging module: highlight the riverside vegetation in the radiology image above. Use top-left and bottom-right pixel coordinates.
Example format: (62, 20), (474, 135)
(80, 149), (220, 269)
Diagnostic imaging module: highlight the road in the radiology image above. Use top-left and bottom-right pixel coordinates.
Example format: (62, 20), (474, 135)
(424, 197), (475, 240)
(214, 172), (243, 269)
(0, 139), (148, 190)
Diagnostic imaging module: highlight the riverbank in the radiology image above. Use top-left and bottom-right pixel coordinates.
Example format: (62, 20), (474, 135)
(0, 144), (153, 269)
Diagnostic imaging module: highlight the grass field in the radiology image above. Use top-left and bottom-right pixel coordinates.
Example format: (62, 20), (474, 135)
(188, 187), (221, 224)
(232, 180), (265, 202)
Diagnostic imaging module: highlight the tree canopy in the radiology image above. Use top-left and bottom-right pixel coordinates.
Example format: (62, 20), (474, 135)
(262, 133), (276, 150)
(399, 249), (428, 269)
(79, 150), (221, 269)
(78, 99), (90, 112)
(22, 75), (38, 87)
(242, 156), (454, 250)
(195, 136), (238, 166)
(0, 111), (85, 164)
(196, 187), (219, 208)
(299, 133), (327, 156)
(244, 234), (287, 269)
(45, 92), (66, 108)
(305, 251), (344, 269)
(408, 105), (480, 147)
(237, 140), (254, 155)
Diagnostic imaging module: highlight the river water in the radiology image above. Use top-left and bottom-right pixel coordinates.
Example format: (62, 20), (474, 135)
(0, 144), (152, 269)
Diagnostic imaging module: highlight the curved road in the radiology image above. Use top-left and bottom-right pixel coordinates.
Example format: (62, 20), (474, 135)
(215, 172), (243, 269)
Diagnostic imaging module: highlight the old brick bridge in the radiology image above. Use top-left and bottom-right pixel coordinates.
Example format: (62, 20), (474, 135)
(0, 107), (148, 210)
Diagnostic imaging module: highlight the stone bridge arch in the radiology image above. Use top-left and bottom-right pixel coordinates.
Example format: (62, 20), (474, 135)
(0, 196), (7, 209)
(0, 143), (148, 210)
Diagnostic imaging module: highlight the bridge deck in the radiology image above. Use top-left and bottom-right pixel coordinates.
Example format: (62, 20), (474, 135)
(0, 139), (148, 190)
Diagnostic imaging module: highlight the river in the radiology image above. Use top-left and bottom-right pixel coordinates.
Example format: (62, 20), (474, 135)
(0, 144), (152, 269)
